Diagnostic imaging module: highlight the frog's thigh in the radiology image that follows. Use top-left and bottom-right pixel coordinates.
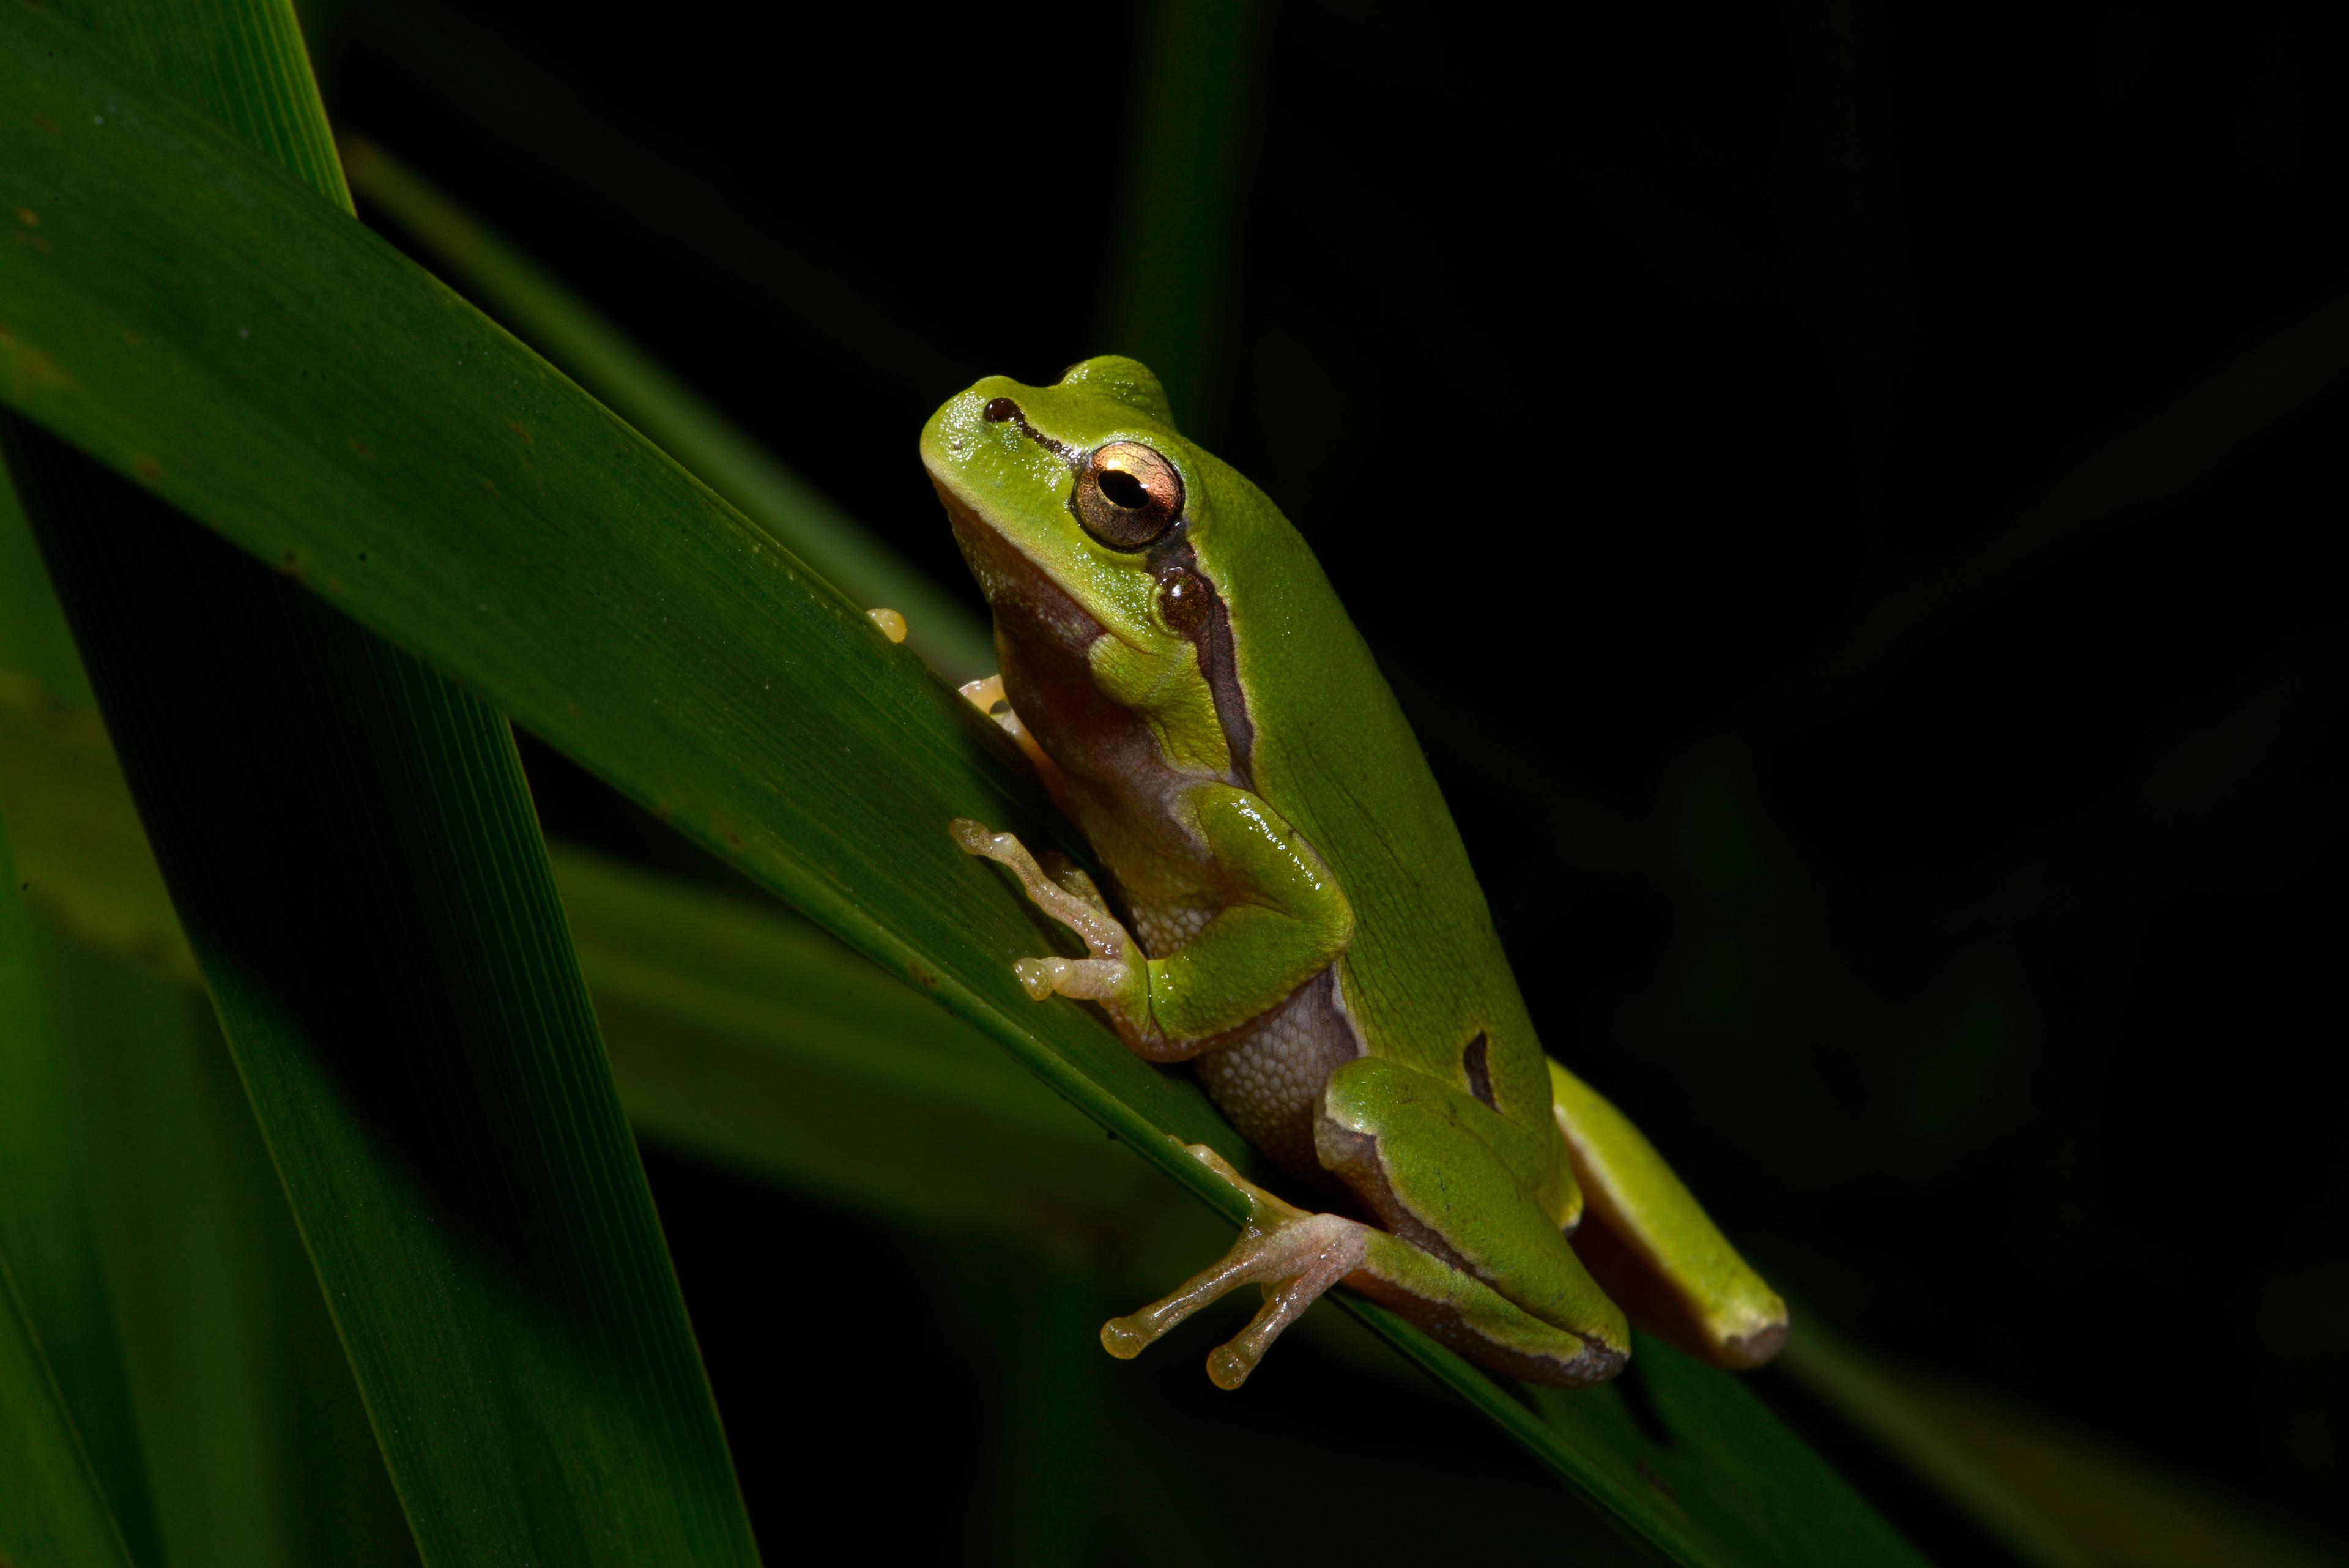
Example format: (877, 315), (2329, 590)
(1318, 1057), (1628, 1378)
(1348, 1230), (1620, 1388)
(1545, 1058), (1789, 1369)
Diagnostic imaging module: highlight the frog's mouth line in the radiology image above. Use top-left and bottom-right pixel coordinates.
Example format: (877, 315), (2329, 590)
(929, 479), (1109, 659)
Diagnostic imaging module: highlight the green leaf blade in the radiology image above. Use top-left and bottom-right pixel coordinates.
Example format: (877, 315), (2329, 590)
(0, 2), (1250, 1202)
(7, 4), (762, 1561)
(340, 136), (993, 683)
(0, 827), (140, 1568)
(12, 425), (762, 1566)
(0, 1258), (136, 1568)
(31, 908), (417, 1568)
(0, 846), (163, 1568)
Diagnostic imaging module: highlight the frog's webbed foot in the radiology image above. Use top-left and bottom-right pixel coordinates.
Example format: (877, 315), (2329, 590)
(1113, 1135), (1631, 1391)
(1100, 1147), (1367, 1391)
(951, 818), (1138, 1004)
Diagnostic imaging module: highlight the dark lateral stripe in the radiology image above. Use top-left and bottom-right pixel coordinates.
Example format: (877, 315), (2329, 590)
(980, 400), (1253, 782)
(1151, 536), (1255, 786)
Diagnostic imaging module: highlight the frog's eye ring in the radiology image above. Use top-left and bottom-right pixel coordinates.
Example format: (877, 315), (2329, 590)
(1075, 442), (1183, 550)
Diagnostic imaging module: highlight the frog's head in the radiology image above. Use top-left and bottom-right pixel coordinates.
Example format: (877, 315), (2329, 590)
(923, 357), (1250, 786)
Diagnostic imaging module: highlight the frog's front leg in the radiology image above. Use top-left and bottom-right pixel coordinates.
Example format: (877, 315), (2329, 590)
(952, 785), (1352, 1058)
(948, 817), (1137, 1006)
(959, 675), (1079, 816)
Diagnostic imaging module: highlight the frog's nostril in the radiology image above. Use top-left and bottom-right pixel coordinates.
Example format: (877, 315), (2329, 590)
(982, 396), (1022, 423)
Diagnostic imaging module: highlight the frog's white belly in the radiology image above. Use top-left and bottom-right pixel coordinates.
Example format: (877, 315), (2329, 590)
(1190, 967), (1362, 1176)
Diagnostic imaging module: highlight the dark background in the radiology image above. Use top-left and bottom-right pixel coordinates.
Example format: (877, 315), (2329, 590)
(307, 1), (2345, 1560)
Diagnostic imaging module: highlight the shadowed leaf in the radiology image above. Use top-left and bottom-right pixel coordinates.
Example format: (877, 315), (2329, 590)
(6, 3), (759, 1561)
(341, 136), (993, 682)
(0, 827), (138, 1568)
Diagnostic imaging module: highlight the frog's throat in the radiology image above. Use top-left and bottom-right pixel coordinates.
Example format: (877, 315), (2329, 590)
(933, 481), (1257, 786)
(933, 481), (1108, 663)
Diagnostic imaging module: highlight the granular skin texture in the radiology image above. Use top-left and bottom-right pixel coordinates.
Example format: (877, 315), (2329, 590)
(1192, 967), (1362, 1176)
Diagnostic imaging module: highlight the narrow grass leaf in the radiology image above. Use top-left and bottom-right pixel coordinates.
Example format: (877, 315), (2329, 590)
(10, 429), (761, 1566)
(0, 821), (163, 1565)
(0, 828), (138, 1568)
(31, 916), (418, 1568)
(0, 675), (1211, 1277)
(339, 0), (967, 404)
(0, 678), (195, 981)
(7, 4), (758, 1562)
(341, 136), (993, 682)
(561, 845), (1211, 1266)
(0, 1261), (134, 1568)
(0, 0), (1249, 1191)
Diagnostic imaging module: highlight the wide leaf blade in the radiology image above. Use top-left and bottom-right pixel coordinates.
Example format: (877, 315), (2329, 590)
(340, 136), (993, 682)
(30, 907), (419, 1568)
(0, 0), (1245, 1194)
(0, 803), (161, 1567)
(7, 4), (759, 1562)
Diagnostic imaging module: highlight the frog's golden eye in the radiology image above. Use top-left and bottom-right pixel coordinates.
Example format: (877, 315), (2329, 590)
(1075, 442), (1183, 550)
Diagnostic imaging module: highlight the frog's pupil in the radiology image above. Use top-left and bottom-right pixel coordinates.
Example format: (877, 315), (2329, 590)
(1099, 469), (1149, 509)
(982, 396), (1020, 423)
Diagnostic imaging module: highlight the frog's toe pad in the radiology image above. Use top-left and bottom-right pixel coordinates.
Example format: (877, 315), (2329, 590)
(1012, 956), (1063, 1000)
(1101, 1212), (1370, 1391)
(1014, 954), (1131, 1002)
(949, 817), (1006, 856)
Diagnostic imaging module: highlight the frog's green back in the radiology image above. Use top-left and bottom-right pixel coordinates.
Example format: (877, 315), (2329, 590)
(1190, 451), (1552, 1122)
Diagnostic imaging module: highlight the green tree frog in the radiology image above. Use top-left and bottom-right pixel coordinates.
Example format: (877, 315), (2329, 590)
(924, 357), (1787, 1391)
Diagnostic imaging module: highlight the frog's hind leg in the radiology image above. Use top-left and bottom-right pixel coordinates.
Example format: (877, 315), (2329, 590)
(1100, 1148), (1368, 1391)
(1314, 1055), (1630, 1384)
(1102, 1146), (1618, 1390)
(1544, 1058), (1789, 1369)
